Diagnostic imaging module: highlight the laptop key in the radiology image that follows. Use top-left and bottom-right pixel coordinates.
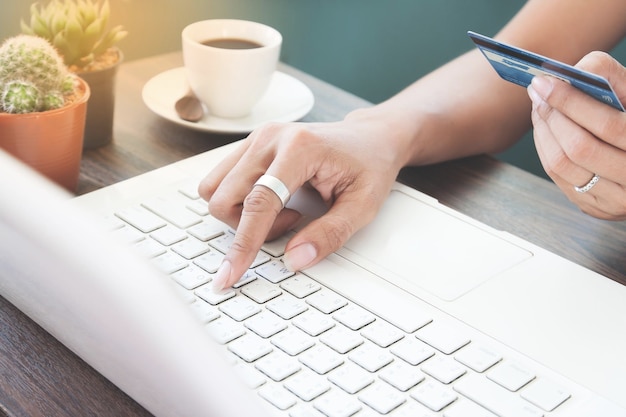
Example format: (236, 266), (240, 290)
(219, 295), (261, 321)
(241, 278), (282, 303)
(115, 206), (166, 233)
(292, 309), (336, 337)
(227, 333), (273, 362)
(188, 298), (220, 323)
(520, 378), (571, 411)
(313, 388), (362, 417)
(187, 217), (225, 241)
(185, 199), (209, 216)
(415, 321), (471, 354)
(358, 381), (406, 414)
(306, 289), (347, 314)
(208, 231), (234, 253)
(390, 337), (435, 366)
(332, 304), (376, 331)
(256, 259), (295, 283)
(171, 264), (211, 290)
(299, 345), (344, 375)
(360, 320), (404, 348)
(443, 398), (498, 417)
(258, 384), (298, 411)
(171, 236), (209, 259)
(327, 362), (374, 394)
(150, 224), (187, 246)
(284, 369), (330, 401)
(348, 342), (394, 373)
(142, 196), (201, 229)
(378, 360), (425, 392)
(421, 355), (467, 385)
(410, 379), (457, 412)
(320, 325), (364, 354)
(193, 249), (224, 274)
(487, 360), (535, 391)
(280, 274), (321, 298)
(133, 238), (166, 258)
(454, 344), (502, 373)
(254, 351), (301, 382)
(266, 293), (308, 320)
(271, 327), (315, 356)
(454, 373), (543, 417)
(194, 284), (236, 305)
(245, 311), (288, 338)
(152, 251), (187, 274)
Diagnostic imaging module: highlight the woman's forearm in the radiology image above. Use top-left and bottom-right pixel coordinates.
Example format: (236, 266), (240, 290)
(345, 0), (626, 168)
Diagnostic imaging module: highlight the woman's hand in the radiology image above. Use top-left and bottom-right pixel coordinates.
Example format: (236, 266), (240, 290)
(198, 117), (406, 291)
(528, 51), (626, 220)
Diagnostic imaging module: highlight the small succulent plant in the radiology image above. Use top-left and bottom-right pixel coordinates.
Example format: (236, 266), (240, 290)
(21, 0), (128, 70)
(0, 34), (77, 114)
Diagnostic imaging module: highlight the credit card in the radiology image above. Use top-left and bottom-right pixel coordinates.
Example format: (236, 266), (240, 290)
(468, 31), (625, 111)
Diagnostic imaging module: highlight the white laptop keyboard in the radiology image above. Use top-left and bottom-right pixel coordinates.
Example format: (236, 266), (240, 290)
(107, 180), (577, 417)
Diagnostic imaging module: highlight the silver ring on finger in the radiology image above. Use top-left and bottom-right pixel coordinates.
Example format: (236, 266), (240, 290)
(253, 174), (291, 209)
(574, 173), (600, 194)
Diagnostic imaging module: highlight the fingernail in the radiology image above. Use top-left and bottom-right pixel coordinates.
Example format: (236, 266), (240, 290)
(530, 76), (552, 99)
(283, 243), (317, 271)
(527, 84), (543, 105)
(211, 260), (231, 293)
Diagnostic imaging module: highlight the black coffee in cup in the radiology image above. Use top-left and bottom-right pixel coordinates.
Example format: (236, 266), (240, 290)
(201, 38), (263, 49)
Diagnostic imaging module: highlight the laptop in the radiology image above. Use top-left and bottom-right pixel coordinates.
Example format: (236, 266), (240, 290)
(1, 142), (625, 417)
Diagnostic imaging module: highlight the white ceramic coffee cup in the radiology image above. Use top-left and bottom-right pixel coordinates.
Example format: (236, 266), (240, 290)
(182, 19), (282, 119)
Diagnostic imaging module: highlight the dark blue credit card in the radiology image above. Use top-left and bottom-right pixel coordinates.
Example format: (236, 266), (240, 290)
(468, 31), (625, 111)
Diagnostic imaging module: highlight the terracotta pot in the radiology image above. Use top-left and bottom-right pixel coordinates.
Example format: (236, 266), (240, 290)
(0, 78), (90, 193)
(77, 48), (123, 149)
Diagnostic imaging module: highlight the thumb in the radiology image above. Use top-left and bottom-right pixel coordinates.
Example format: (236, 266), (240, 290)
(576, 51), (626, 103)
(282, 189), (384, 271)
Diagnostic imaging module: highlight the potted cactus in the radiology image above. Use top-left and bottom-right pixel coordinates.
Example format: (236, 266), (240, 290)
(21, 0), (127, 149)
(0, 34), (90, 192)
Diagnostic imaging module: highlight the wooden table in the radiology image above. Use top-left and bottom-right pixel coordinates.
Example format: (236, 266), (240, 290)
(1, 52), (625, 417)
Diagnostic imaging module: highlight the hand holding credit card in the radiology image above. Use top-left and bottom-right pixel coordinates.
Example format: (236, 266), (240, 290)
(468, 31), (625, 112)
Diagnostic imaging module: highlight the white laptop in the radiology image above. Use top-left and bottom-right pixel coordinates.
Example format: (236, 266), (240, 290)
(1, 142), (625, 417)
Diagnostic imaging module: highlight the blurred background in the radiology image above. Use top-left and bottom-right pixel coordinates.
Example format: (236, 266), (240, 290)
(2, 0), (626, 179)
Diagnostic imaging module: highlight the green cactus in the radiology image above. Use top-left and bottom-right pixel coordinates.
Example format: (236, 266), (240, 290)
(2, 81), (40, 114)
(21, 0), (127, 70)
(0, 34), (77, 113)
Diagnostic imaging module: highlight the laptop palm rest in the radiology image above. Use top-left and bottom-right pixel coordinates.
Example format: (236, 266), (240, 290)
(337, 190), (532, 301)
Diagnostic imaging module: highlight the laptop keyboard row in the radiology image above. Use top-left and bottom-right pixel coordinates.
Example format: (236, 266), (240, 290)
(108, 181), (573, 417)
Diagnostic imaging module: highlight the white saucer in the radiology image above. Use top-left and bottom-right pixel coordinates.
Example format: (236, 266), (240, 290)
(142, 67), (315, 134)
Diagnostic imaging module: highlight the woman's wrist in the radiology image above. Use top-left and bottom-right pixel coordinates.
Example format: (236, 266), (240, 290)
(343, 104), (423, 169)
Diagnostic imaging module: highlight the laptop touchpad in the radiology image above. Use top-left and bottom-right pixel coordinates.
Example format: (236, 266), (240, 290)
(340, 190), (532, 301)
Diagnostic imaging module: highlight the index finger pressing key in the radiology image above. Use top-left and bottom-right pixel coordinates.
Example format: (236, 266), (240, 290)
(211, 174), (292, 292)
